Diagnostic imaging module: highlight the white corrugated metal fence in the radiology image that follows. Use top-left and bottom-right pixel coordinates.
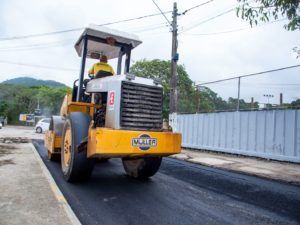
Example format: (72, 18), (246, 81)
(170, 110), (300, 163)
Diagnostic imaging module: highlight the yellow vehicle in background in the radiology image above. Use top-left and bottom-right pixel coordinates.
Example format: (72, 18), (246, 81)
(45, 25), (181, 182)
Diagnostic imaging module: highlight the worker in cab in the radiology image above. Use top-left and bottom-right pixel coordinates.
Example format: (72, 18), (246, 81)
(88, 54), (115, 79)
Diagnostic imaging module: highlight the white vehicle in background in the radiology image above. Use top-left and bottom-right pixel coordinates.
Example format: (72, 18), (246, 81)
(0, 122), (2, 129)
(0, 116), (6, 127)
(35, 118), (50, 133)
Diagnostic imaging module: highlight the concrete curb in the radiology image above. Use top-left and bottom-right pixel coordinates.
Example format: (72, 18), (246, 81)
(30, 143), (81, 225)
(170, 154), (300, 186)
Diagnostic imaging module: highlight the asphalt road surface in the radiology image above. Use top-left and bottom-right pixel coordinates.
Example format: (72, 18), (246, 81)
(33, 140), (300, 225)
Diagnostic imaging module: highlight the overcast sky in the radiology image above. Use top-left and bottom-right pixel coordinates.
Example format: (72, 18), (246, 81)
(0, 0), (299, 105)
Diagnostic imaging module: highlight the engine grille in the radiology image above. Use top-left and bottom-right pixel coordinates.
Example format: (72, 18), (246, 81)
(120, 81), (163, 131)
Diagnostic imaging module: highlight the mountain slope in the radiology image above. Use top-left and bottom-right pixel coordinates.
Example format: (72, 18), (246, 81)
(2, 77), (67, 87)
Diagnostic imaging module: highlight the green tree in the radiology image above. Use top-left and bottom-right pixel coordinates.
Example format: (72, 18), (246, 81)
(130, 59), (229, 116)
(237, 0), (300, 30)
(0, 101), (8, 117)
(199, 87), (229, 111)
(37, 86), (70, 116)
(291, 99), (300, 108)
(130, 59), (203, 117)
(0, 84), (70, 124)
(227, 97), (259, 110)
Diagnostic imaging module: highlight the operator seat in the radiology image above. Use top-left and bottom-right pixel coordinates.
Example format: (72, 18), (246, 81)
(71, 79), (91, 102)
(95, 70), (113, 79)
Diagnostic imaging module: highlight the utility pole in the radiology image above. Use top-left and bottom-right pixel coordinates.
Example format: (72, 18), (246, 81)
(170, 2), (178, 113)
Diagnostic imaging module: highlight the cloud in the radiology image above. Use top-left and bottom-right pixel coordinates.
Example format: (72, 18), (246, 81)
(0, 0), (299, 103)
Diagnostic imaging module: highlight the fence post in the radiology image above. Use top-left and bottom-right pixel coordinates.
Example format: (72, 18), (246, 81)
(237, 77), (241, 111)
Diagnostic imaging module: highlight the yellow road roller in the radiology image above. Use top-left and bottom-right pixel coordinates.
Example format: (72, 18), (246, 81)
(45, 24), (181, 182)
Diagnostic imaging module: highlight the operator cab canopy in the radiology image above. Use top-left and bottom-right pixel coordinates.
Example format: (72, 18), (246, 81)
(74, 24), (142, 102)
(75, 24), (142, 74)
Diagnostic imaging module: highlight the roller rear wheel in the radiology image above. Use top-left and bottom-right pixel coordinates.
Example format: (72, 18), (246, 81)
(61, 112), (95, 182)
(122, 157), (162, 179)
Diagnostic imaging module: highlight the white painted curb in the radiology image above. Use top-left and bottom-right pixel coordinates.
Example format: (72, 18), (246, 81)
(30, 143), (81, 225)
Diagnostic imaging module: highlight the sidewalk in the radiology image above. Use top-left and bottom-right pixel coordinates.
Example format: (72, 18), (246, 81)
(0, 126), (77, 225)
(172, 149), (300, 185)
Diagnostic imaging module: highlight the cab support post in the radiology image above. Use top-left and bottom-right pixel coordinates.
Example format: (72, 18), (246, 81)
(117, 47), (124, 75)
(76, 35), (88, 102)
(124, 45), (132, 74)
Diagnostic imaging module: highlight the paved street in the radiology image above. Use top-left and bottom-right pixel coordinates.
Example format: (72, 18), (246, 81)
(33, 139), (300, 225)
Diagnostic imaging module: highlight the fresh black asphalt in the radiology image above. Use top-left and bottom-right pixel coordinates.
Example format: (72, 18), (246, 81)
(32, 140), (300, 225)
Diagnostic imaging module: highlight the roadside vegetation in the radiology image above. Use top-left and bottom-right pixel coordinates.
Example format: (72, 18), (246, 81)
(0, 84), (70, 124)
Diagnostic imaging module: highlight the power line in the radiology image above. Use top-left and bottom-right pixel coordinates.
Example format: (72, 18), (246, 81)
(183, 18), (287, 36)
(0, 43), (71, 52)
(0, 1), (219, 42)
(180, 0), (215, 15)
(0, 28), (83, 42)
(129, 23), (168, 33)
(149, 0), (216, 29)
(0, 25), (168, 52)
(138, 30), (170, 36)
(0, 60), (77, 72)
(179, 7), (236, 34)
(0, 11), (171, 42)
(196, 64), (300, 86)
(126, 22), (166, 32)
(0, 23), (168, 52)
(151, 0), (172, 27)
(0, 39), (74, 51)
(186, 27), (248, 36)
(0, 26), (169, 52)
(101, 11), (171, 27)
(0, 22), (168, 52)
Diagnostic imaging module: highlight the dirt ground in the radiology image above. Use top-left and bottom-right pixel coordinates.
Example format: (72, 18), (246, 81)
(0, 125), (43, 140)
